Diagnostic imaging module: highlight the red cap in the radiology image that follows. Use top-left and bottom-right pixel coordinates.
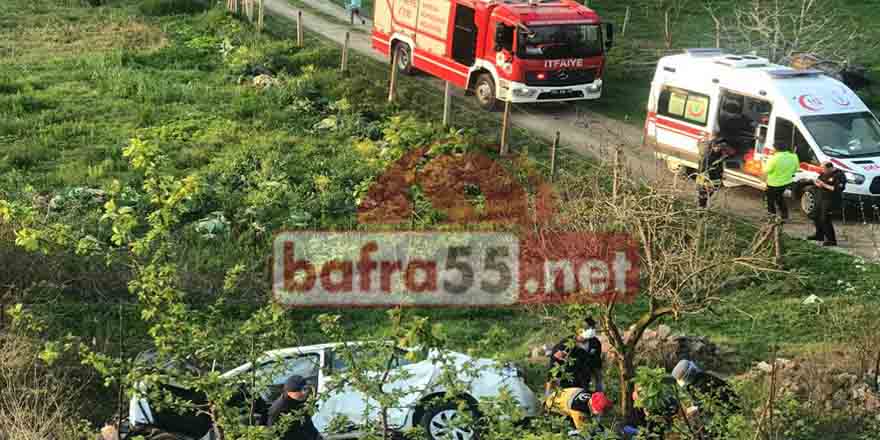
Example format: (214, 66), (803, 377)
(589, 392), (612, 415)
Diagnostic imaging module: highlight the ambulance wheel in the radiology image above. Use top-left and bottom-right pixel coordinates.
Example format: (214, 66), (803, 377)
(800, 185), (819, 218)
(393, 42), (413, 75)
(474, 74), (497, 111)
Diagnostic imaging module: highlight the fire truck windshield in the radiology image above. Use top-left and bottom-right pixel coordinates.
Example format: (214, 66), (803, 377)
(517, 24), (602, 59)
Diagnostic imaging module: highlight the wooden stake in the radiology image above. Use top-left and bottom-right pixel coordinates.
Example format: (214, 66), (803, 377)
(341, 32), (350, 73)
(773, 218), (783, 266)
(442, 82), (452, 126)
(297, 11), (304, 47)
(388, 49), (399, 103)
(257, 0), (264, 32)
(715, 18), (721, 49)
(550, 131), (559, 182)
(622, 7), (630, 37)
(500, 100), (512, 155)
(612, 145), (621, 200)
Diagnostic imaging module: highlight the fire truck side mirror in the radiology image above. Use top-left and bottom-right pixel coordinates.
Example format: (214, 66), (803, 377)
(604, 23), (614, 50)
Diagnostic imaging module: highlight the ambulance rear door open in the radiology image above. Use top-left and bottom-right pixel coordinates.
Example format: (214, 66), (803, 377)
(715, 88), (774, 189)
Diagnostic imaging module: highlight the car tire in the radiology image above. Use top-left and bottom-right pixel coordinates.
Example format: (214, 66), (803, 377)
(393, 42), (413, 76)
(420, 401), (479, 440)
(474, 74), (498, 111)
(800, 185), (819, 218)
(149, 432), (182, 440)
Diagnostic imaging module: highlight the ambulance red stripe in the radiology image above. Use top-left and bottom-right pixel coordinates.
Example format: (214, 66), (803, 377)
(648, 112), (707, 140)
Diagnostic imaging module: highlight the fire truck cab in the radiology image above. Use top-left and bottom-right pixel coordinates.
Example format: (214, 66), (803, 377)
(646, 49), (880, 216)
(372, 0), (613, 110)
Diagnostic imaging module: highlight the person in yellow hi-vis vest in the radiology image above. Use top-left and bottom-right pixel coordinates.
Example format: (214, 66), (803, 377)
(764, 144), (800, 220)
(545, 388), (612, 434)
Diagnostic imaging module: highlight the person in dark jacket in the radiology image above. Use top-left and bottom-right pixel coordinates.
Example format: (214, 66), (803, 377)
(697, 139), (729, 208)
(808, 162), (846, 246)
(547, 317), (604, 393)
(718, 99), (754, 151)
(268, 375), (320, 440)
(671, 360), (739, 439)
(622, 379), (680, 439)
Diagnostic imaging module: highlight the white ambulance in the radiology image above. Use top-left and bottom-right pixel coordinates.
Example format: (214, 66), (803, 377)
(644, 48), (880, 216)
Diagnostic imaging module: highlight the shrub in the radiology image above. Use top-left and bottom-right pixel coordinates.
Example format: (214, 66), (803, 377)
(138, 0), (210, 17)
(0, 335), (90, 440)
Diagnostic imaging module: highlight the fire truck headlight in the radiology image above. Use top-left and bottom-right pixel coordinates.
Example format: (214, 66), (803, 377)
(844, 171), (865, 185)
(512, 88), (536, 98)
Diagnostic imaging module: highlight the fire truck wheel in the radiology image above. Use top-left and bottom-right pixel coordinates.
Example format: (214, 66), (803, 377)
(474, 74), (497, 111)
(393, 42), (413, 75)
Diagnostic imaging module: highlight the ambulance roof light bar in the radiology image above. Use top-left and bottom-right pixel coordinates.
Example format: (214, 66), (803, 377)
(766, 69), (824, 79)
(683, 48), (726, 58)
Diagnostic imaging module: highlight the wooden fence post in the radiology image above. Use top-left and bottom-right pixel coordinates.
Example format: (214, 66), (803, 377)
(388, 50), (399, 103)
(773, 219), (783, 267)
(550, 131), (559, 182)
(500, 100), (512, 155)
(341, 32), (350, 73)
(257, 0), (264, 32)
(297, 11), (304, 47)
(612, 144), (621, 200)
(442, 82), (452, 126)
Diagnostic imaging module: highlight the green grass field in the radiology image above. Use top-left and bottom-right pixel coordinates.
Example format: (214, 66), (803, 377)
(2, 0), (880, 437)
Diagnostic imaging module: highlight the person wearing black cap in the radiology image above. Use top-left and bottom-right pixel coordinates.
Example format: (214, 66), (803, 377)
(808, 161), (846, 247)
(268, 375), (320, 440)
(670, 360), (739, 439)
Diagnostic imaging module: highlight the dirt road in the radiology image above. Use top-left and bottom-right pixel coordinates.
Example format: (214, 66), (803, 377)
(265, 0), (879, 261)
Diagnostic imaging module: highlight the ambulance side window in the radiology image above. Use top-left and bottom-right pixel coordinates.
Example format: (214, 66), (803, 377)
(657, 88), (709, 126)
(775, 118), (816, 164)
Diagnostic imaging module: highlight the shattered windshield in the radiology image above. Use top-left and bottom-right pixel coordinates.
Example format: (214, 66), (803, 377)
(517, 24), (602, 59)
(803, 112), (880, 158)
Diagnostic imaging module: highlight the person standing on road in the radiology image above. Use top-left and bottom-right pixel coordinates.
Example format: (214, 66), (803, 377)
(808, 162), (846, 247)
(697, 138), (729, 209)
(349, 0), (366, 25)
(268, 376), (320, 440)
(764, 144), (800, 220)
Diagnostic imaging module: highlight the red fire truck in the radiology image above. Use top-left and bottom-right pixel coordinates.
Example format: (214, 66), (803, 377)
(372, 0), (613, 110)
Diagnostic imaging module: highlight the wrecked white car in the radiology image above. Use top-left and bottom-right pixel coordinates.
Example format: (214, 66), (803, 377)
(110, 342), (538, 440)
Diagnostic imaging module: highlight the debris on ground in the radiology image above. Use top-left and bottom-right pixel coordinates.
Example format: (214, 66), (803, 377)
(742, 355), (880, 415)
(252, 73), (279, 88)
(237, 64), (278, 87)
(47, 187), (108, 211)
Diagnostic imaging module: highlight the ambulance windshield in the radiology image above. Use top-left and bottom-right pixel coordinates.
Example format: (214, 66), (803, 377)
(517, 24), (602, 59)
(803, 112), (880, 158)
